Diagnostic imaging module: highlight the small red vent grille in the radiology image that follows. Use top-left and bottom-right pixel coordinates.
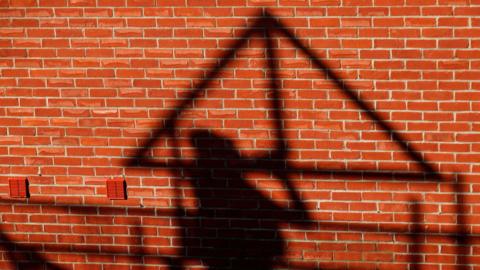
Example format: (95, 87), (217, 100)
(9, 177), (29, 198)
(106, 178), (126, 200)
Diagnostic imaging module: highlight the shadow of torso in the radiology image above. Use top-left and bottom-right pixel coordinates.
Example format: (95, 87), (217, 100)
(184, 167), (284, 270)
(178, 130), (293, 270)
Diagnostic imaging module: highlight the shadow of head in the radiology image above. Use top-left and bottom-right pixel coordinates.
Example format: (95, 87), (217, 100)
(190, 129), (241, 162)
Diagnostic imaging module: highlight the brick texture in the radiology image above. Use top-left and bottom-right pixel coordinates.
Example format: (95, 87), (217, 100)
(1, 0), (480, 269)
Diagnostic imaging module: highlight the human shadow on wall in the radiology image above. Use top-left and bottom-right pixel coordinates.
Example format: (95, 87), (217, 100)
(123, 9), (465, 270)
(149, 17), (316, 267)
(165, 130), (312, 270)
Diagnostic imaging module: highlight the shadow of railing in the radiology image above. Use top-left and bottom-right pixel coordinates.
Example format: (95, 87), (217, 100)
(0, 186), (475, 269)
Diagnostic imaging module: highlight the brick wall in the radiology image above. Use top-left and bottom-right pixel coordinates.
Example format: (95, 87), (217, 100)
(1, 0), (480, 269)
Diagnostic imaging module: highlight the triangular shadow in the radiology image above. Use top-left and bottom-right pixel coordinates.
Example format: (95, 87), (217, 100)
(126, 10), (441, 181)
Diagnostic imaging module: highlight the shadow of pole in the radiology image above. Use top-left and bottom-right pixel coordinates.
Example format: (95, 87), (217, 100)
(409, 201), (423, 270)
(454, 174), (470, 270)
(265, 23), (311, 218)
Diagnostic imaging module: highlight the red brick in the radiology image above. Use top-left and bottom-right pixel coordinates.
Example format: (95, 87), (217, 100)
(0, 3), (479, 269)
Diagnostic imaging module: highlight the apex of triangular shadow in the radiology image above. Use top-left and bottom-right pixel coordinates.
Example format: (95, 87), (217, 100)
(126, 10), (441, 180)
(126, 10), (272, 168)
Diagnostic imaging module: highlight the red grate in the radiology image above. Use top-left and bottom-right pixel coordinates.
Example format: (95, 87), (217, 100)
(9, 177), (29, 198)
(106, 178), (126, 200)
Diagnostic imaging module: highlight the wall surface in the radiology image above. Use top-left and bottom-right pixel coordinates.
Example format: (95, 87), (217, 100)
(0, 0), (480, 269)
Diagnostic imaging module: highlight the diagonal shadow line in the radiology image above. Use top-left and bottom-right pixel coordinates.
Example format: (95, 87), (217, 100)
(0, 229), (65, 270)
(127, 17), (266, 168)
(264, 11), (440, 179)
(125, 10), (441, 182)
